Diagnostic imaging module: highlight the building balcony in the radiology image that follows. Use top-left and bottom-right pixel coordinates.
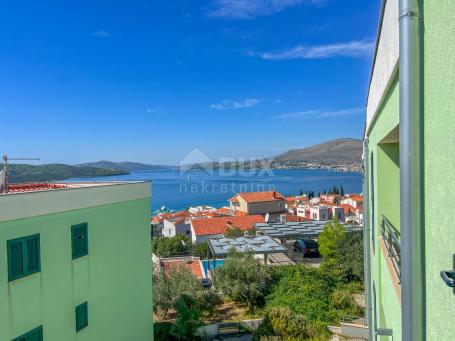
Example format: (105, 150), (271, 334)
(381, 214), (401, 283)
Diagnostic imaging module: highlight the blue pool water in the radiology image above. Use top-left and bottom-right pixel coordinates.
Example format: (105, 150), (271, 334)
(202, 259), (224, 276)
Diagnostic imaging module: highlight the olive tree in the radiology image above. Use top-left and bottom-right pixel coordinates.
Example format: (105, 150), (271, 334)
(213, 250), (270, 311)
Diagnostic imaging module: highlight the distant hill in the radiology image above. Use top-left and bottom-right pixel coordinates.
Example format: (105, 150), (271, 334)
(76, 160), (169, 171)
(184, 138), (363, 172)
(270, 138), (362, 165)
(7, 164), (128, 183)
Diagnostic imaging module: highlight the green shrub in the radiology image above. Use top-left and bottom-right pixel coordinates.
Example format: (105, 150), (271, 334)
(213, 250), (271, 311)
(154, 322), (176, 341)
(170, 294), (203, 340)
(153, 235), (192, 257)
(255, 307), (329, 341)
(318, 220), (346, 259)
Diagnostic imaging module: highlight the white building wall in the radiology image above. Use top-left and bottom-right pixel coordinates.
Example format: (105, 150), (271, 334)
(366, 0), (399, 134)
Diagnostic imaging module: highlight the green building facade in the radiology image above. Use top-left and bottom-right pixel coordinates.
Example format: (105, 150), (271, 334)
(365, 0), (455, 340)
(0, 182), (153, 341)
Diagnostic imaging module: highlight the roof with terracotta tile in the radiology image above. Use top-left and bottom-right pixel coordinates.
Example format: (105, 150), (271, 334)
(229, 191), (286, 204)
(191, 215), (265, 236)
(161, 259), (203, 279)
(214, 207), (234, 215)
(350, 195), (363, 202)
(152, 210), (190, 223)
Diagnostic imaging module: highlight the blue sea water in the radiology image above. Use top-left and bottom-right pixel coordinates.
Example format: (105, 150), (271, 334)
(64, 168), (362, 211)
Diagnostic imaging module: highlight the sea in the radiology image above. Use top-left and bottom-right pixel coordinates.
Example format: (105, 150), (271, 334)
(65, 168), (363, 212)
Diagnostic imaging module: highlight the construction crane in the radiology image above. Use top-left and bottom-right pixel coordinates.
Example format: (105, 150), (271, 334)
(1, 155), (40, 193)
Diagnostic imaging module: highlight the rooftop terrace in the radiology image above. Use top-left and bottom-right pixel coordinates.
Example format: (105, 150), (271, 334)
(1, 181), (143, 195)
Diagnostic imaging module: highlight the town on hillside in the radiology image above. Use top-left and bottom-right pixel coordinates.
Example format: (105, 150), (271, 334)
(152, 190), (364, 242)
(151, 189), (366, 339)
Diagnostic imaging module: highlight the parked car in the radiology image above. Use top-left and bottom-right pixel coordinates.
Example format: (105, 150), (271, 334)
(293, 239), (319, 257)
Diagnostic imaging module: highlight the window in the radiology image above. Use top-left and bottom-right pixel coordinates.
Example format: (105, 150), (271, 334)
(71, 223), (88, 259)
(76, 302), (88, 332)
(7, 234), (41, 282)
(12, 326), (43, 341)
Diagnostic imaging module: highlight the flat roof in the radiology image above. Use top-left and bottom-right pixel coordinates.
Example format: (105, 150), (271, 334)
(254, 221), (362, 238)
(1, 181), (146, 195)
(207, 235), (287, 256)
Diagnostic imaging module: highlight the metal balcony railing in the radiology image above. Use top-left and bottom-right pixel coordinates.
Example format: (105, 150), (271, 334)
(381, 215), (401, 281)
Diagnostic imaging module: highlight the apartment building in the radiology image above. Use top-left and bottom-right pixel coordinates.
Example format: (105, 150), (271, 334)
(190, 215), (264, 244)
(364, 1), (455, 340)
(162, 217), (192, 238)
(228, 191), (286, 216)
(0, 182), (153, 341)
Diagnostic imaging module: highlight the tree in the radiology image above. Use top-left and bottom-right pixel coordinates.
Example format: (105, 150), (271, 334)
(170, 294), (203, 340)
(153, 263), (221, 318)
(262, 264), (361, 338)
(193, 241), (209, 258)
(318, 220), (346, 259)
(153, 264), (202, 317)
(213, 251), (271, 311)
(153, 235), (192, 257)
(225, 226), (244, 238)
(335, 231), (364, 282)
(340, 185), (345, 196)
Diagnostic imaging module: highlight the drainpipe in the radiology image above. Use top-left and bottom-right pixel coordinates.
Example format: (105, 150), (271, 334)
(363, 137), (373, 339)
(399, 0), (423, 340)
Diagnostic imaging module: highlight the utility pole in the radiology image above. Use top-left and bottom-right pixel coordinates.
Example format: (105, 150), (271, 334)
(1, 155), (40, 193)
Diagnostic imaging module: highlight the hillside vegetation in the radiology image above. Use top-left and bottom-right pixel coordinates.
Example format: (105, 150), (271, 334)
(270, 138), (362, 165)
(6, 164), (128, 183)
(76, 160), (169, 171)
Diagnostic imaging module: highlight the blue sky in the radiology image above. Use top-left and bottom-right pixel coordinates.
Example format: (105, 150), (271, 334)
(0, 0), (380, 165)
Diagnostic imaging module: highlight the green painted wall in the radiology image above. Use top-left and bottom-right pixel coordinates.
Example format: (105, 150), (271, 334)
(0, 198), (153, 341)
(367, 76), (402, 340)
(423, 2), (455, 340)
(377, 143), (400, 231)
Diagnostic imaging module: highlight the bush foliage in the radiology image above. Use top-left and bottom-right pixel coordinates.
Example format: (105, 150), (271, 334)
(255, 219), (364, 340)
(213, 251), (271, 311)
(152, 235), (209, 258)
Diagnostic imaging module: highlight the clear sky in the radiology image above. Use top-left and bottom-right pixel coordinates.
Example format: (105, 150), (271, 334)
(0, 0), (381, 165)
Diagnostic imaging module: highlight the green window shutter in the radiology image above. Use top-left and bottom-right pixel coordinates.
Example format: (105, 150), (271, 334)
(12, 326), (43, 341)
(25, 235), (40, 274)
(27, 326), (43, 341)
(76, 302), (88, 332)
(7, 234), (41, 282)
(72, 223), (88, 259)
(8, 239), (24, 281)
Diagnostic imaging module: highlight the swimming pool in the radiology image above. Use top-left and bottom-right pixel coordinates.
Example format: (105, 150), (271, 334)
(201, 259), (224, 277)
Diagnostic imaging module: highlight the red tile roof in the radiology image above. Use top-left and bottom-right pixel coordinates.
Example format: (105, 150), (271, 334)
(229, 191), (285, 204)
(339, 204), (353, 214)
(161, 259), (203, 279)
(215, 207), (233, 215)
(191, 211), (222, 218)
(350, 195), (363, 202)
(192, 215), (264, 236)
(152, 210), (190, 223)
(6, 183), (67, 193)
